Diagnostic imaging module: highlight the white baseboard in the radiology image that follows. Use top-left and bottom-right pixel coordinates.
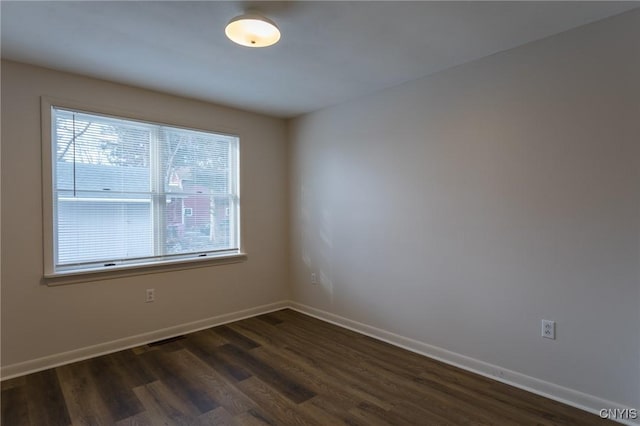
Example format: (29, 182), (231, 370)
(2, 299), (637, 425)
(289, 302), (639, 426)
(0, 300), (288, 381)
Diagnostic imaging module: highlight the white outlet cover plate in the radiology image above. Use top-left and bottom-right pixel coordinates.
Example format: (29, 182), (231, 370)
(542, 320), (555, 339)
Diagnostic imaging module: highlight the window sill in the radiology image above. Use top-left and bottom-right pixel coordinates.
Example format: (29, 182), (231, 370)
(44, 252), (248, 286)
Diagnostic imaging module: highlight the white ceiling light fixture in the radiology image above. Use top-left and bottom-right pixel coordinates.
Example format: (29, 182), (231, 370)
(225, 11), (281, 48)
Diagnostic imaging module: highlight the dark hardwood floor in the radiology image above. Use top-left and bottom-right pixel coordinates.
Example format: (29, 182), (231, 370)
(1, 309), (612, 425)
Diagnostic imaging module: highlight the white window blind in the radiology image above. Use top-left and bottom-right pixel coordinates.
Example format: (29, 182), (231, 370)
(51, 107), (240, 273)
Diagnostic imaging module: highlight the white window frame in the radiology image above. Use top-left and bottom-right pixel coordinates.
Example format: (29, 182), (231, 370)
(41, 97), (246, 285)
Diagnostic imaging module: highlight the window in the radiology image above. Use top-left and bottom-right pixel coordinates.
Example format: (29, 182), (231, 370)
(45, 104), (240, 276)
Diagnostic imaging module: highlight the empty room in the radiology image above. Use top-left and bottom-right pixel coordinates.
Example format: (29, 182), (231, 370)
(1, 1), (638, 425)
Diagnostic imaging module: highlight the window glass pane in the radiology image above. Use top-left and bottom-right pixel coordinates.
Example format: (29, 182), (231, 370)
(165, 195), (229, 254)
(160, 128), (232, 196)
(54, 109), (151, 192)
(51, 106), (240, 273)
(56, 193), (153, 265)
(163, 194), (236, 255)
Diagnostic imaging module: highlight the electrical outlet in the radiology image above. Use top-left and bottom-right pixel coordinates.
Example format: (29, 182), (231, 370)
(310, 272), (318, 285)
(145, 288), (155, 303)
(541, 320), (555, 339)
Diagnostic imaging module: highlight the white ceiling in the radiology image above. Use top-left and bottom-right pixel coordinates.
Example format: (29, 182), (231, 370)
(2, 1), (638, 118)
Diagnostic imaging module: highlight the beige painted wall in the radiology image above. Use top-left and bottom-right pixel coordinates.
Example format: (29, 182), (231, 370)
(289, 10), (640, 407)
(1, 61), (289, 366)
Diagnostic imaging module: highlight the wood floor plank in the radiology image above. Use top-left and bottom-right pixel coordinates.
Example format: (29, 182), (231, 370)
(1, 374), (26, 391)
(114, 411), (155, 426)
(132, 380), (200, 425)
(23, 369), (71, 426)
(230, 317), (395, 411)
(57, 360), (117, 426)
(110, 349), (157, 388)
(254, 313), (284, 326)
(348, 400), (423, 426)
(216, 343), (316, 404)
(212, 325), (261, 350)
(227, 320), (281, 348)
(303, 396), (367, 426)
(1, 383), (30, 426)
(236, 377), (321, 426)
(170, 347), (257, 416)
(198, 406), (237, 426)
(250, 344), (358, 412)
(139, 348), (220, 415)
(296, 397), (362, 426)
(86, 354), (145, 421)
(233, 408), (278, 426)
(183, 331), (253, 382)
(1, 309), (615, 425)
(192, 328), (233, 347)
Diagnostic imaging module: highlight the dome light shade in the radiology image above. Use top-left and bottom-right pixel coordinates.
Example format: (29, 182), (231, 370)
(225, 13), (281, 48)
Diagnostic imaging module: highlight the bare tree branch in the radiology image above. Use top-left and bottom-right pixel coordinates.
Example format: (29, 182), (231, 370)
(164, 137), (184, 185)
(57, 122), (92, 160)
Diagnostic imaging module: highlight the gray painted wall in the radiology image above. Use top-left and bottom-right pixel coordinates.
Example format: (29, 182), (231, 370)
(289, 10), (640, 407)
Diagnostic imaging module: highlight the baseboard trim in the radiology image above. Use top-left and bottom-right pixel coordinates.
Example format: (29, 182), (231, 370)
(289, 302), (639, 426)
(0, 300), (288, 381)
(2, 300), (636, 425)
